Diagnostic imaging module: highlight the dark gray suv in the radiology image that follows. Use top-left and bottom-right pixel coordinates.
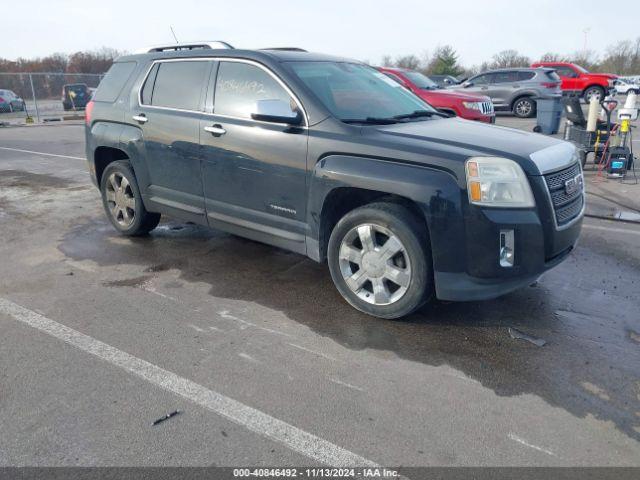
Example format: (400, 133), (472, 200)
(450, 68), (562, 118)
(85, 42), (583, 318)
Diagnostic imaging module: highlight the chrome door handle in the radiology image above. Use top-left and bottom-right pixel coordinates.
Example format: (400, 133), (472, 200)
(204, 125), (226, 135)
(132, 114), (148, 123)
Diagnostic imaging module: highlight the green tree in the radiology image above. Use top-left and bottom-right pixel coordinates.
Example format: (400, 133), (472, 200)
(425, 46), (463, 76)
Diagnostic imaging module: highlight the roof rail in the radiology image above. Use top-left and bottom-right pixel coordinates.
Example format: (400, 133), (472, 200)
(136, 41), (234, 54)
(260, 47), (308, 52)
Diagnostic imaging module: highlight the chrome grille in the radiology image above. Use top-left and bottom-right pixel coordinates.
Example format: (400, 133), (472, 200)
(544, 162), (584, 227)
(480, 101), (494, 115)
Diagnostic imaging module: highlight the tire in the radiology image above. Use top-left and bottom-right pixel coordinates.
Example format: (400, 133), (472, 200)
(578, 149), (587, 168)
(583, 86), (605, 103)
(100, 160), (160, 236)
(512, 97), (536, 118)
(327, 202), (432, 319)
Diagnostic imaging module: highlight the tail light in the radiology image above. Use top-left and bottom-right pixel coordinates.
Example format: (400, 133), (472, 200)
(542, 82), (560, 88)
(85, 100), (94, 125)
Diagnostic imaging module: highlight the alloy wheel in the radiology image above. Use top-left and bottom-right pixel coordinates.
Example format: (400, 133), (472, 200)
(105, 172), (136, 227)
(585, 89), (602, 102)
(515, 99), (532, 117)
(338, 223), (412, 306)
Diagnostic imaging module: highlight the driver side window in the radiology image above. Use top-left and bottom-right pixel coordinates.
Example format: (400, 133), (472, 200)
(214, 62), (295, 119)
(472, 74), (489, 85)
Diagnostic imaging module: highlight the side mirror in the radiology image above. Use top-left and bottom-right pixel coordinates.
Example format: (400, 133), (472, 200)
(464, 81), (473, 88)
(251, 99), (302, 125)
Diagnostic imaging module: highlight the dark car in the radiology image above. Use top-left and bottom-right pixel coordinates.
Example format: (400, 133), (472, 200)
(62, 83), (92, 110)
(449, 68), (562, 118)
(427, 75), (460, 88)
(85, 42), (583, 319)
(0, 89), (26, 113)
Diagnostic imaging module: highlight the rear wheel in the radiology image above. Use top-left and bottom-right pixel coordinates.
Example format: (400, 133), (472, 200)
(100, 160), (160, 236)
(583, 86), (605, 103)
(512, 97), (536, 118)
(327, 202), (431, 319)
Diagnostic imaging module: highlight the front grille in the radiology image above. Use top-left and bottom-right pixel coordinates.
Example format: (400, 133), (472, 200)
(543, 162), (584, 227)
(480, 101), (494, 115)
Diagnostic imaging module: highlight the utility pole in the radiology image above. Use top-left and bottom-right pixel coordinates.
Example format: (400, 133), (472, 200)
(582, 27), (591, 54)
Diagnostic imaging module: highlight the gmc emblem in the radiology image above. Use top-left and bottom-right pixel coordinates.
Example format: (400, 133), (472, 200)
(564, 174), (583, 195)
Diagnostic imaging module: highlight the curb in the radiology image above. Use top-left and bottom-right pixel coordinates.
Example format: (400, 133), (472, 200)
(585, 211), (640, 225)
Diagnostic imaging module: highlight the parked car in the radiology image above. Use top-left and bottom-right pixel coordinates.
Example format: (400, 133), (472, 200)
(428, 75), (460, 88)
(449, 68), (562, 118)
(531, 62), (617, 102)
(86, 43), (583, 319)
(378, 67), (494, 122)
(62, 83), (92, 110)
(0, 89), (26, 113)
(613, 78), (640, 95)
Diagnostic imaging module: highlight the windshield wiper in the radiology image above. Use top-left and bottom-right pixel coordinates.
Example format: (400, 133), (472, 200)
(393, 110), (448, 120)
(342, 117), (399, 125)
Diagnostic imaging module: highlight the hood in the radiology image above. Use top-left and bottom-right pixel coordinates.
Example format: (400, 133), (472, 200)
(587, 72), (618, 80)
(419, 88), (490, 103)
(366, 118), (573, 176)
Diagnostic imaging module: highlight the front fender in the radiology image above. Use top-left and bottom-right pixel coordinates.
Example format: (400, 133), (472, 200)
(307, 155), (466, 274)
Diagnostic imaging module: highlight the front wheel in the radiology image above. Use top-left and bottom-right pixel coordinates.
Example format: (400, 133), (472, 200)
(100, 160), (160, 236)
(327, 202), (432, 319)
(512, 97), (536, 118)
(583, 86), (605, 103)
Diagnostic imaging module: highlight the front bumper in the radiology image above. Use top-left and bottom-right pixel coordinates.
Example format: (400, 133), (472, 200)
(433, 175), (583, 301)
(461, 111), (495, 123)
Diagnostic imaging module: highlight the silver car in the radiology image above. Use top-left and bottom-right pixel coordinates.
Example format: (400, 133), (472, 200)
(449, 68), (561, 118)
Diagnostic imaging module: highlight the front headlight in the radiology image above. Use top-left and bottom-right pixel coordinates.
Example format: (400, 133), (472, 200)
(465, 157), (535, 207)
(462, 101), (481, 111)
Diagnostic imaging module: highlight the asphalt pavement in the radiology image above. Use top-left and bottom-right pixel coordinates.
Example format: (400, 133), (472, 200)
(0, 122), (639, 469)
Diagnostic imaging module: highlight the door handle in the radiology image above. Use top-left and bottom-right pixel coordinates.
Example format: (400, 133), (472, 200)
(204, 124), (226, 136)
(132, 114), (148, 124)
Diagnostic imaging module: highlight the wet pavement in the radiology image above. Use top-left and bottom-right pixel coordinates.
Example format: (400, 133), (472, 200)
(0, 123), (639, 467)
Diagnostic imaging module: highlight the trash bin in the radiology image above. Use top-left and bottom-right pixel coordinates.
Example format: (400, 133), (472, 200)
(534, 97), (563, 135)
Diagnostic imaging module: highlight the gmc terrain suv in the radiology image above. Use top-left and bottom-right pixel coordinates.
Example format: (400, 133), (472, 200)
(449, 68), (561, 118)
(85, 42), (584, 319)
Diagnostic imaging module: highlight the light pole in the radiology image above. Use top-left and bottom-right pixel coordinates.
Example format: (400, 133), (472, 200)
(582, 27), (591, 54)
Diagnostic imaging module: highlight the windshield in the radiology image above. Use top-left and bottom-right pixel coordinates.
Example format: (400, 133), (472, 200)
(574, 64), (589, 74)
(287, 62), (436, 123)
(404, 71), (438, 89)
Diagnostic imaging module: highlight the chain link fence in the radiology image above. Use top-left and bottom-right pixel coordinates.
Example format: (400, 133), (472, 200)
(0, 72), (104, 124)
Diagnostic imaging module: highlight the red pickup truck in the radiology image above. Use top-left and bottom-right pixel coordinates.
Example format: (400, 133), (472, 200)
(377, 67), (495, 123)
(530, 62), (617, 102)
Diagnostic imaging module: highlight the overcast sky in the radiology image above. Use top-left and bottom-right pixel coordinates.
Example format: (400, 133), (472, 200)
(2, 0), (636, 66)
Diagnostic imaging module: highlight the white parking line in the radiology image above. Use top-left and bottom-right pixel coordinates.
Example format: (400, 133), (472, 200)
(508, 433), (557, 457)
(0, 146), (84, 160)
(583, 224), (640, 236)
(0, 297), (377, 467)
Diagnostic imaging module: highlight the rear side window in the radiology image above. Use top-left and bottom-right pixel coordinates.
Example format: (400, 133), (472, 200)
(93, 62), (136, 102)
(150, 61), (209, 111)
(492, 71), (519, 83)
(214, 61), (293, 119)
(545, 71), (561, 82)
(517, 71), (535, 81)
(140, 64), (159, 104)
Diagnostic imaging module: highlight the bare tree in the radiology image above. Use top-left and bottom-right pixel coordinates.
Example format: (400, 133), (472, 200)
(568, 49), (600, 71)
(489, 50), (530, 69)
(538, 52), (567, 62)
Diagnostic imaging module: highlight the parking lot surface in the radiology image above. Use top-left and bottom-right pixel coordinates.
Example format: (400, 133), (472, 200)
(1, 121), (640, 467)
